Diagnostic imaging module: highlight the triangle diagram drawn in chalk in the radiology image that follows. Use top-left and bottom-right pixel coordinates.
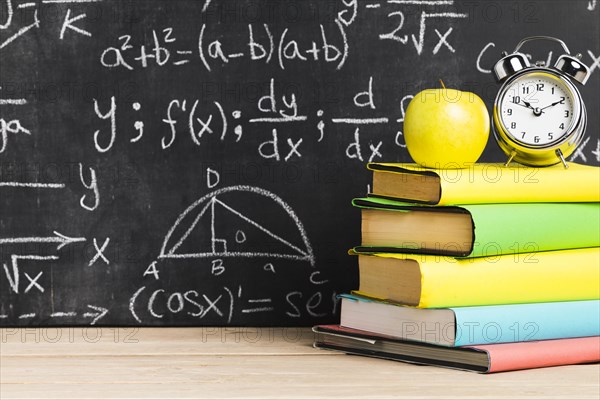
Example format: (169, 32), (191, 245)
(166, 196), (311, 261)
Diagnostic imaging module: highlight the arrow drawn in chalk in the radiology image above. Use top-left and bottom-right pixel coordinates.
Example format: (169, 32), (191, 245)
(0, 231), (86, 250)
(82, 305), (109, 326)
(1, 306), (109, 325)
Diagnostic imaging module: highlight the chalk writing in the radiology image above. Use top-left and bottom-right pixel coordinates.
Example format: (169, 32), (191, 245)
(99, 17), (351, 73)
(82, 304), (109, 325)
(0, 181), (65, 189)
(128, 283), (337, 324)
(0, 231), (86, 251)
(366, 1), (468, 54)
(129, 286), (232, 323)
(0, 94), (30, 153)
(88, 76), (419, 164)
(2, 255), (58, 294)
(92, 96), (116, 153)
(79, 163), (100, 211)
(158, 186), (315, 265)
(0, 0), (598, 327)
(0, 0), (99, 50)
(2, 305), (108, 325)
(88, 237), (110, 266)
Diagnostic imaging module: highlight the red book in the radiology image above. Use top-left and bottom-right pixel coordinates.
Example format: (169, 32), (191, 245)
(313, 325), (600, 373)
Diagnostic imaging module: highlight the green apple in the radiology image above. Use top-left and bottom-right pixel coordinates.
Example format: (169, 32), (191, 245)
(404, 87), (490, 168)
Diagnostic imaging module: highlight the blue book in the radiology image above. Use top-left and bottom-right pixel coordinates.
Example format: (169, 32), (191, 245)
(339, 294), (600, 346)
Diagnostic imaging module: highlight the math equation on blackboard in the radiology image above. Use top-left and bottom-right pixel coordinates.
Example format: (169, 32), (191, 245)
(1, 0), (598, 326)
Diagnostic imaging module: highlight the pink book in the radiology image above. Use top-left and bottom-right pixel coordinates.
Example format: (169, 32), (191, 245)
(313, 325), (600, 373)
(474, 337), (600, 373)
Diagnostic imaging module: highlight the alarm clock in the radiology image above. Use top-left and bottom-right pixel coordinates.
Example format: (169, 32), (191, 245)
(492, 36), (590, 168)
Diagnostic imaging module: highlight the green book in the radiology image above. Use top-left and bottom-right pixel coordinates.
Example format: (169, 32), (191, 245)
(353, 197), (600, 257)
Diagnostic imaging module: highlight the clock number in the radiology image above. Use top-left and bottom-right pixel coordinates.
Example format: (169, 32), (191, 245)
(521, 132), (526, 139)
(559, 123), (565, 130)
(536, 83), (544, 91)
(534, 136), (540, 144)
(551, 87), (555, 95)
(564, 110), (570, 118)
(511, 122), (517, 129)
(513, 96), (521, 104)
(548, 133), (554, 141)
(507, 108), (513, 116)
(522, 86), (530, 95)
(559, 96), (565, 104)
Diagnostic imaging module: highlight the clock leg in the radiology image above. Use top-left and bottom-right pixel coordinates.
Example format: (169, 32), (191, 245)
(504, 150), (517, 167)
(556, 149), (569, 169)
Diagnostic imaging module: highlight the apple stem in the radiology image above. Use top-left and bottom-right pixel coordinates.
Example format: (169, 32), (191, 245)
(439, 79), (446, 89)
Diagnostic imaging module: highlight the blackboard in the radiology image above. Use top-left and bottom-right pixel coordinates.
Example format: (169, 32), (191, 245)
(1, 0), (598, 327)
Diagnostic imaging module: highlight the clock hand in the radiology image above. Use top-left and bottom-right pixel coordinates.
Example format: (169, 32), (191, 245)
(540, 100), (562, 111)
(513, 103), (531, 108)
(522, 100), (535, 109)
(520, 99), (543, 116)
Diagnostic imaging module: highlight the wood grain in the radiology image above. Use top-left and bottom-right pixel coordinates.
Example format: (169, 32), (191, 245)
(1, 328), (598, 399)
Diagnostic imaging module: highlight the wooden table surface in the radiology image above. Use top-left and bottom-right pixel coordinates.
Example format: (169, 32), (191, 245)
(1, 328), (598, 399)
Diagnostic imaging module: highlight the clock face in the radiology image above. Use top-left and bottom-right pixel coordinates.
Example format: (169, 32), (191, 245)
(498, 72), (577, 147)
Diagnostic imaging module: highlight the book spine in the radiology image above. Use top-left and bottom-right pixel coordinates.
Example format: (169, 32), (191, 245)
(368, 163), (600, 204)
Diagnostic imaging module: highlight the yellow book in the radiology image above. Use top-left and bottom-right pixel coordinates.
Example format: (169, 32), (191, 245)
(368, 162), (600, 205)
(353, 248), (600, 308)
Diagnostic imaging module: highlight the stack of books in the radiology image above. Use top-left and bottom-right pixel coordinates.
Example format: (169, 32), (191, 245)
(314, 163), (600, 373)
